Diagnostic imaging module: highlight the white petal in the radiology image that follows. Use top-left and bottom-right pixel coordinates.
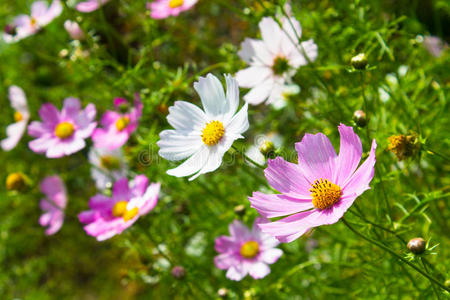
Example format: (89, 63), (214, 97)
(9, 86), (28, 114)
(225, 103), (248, 135)
(235, 66), (272, 89)
(238, 38), (273, 66)
(158, 130), (202, 161)
(193, 74), (226, 118)
(167, 101), (206, 132)
(166, 145), (209, 179)
(224, 74), (239, 118)
(259, 17), (283, 55)
(243, 80), (273, 105)
(1, 121), (27, 151)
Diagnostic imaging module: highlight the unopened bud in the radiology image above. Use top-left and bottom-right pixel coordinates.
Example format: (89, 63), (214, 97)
(353, 110), (367, 127)
(171, 265), (186, 279)
(259, 140), (275, 157)
(234, 204), (246, 216)
(387, 133), (420, 161)
(351, 53), (368, 70)
(407, 238), (426, 254)
(4, 24), (16, 35)
(6, 173), (26, 191)
(157, 103), (169, 114)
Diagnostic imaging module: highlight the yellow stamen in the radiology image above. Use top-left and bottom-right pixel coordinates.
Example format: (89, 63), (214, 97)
(123, 207), (139, 222)
(112, 201), (139, 222)
(30, 17), (37, 27)
(240, 241), (259, 259)
(201, 120), (224, 146)
(54, 122), (75, 139)
(169, 0), (184, 8)
(309, 178), (342, 210)
(100, 155), (120, 170)
(14, 111), (23, 122)
(112, 201), (128, 217)
(6, 173), (25, 191)
(115, 116), (130, 131)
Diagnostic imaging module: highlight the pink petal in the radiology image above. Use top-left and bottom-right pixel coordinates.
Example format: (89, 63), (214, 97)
(28, 121), (50, 138)
(249, 192), (313, 218)
(78, 210), (98, 224)
(248, 262), (270, 279)
(131, 175), (149, 197)
(265, 157), (312, 198)
(100, 111), (120, 127)
(343, 139), (377, 195)
(38, 103), (60, 127)
(228, 220), (251, 241)
(214, 253), (238, 270)
(138, 183), (160, 215)
(215, 236), (236, 253)
(295, 133), (337, 183)
(226, 265), (248, 281)
(112, 178), (130, 200)
(76, 1), (100, 12)
(333, 124), (362, 186)
(260, 248), (283, 264)
(89, 194), (112, 210)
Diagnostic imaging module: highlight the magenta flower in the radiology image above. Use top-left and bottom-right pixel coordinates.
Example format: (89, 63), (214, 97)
(214, 218), (283, 281)
(28, 98), (97, 158)
(76, 0), (110, 13)
(147, 0), (198, 19)
(39, 175), (67, 235)
(3, 0), (62, 43)
(78, 176), (160, 241)
(92, 96), (142, 150)
(64, 20), (84, 40)
(249, 124), (377, 243)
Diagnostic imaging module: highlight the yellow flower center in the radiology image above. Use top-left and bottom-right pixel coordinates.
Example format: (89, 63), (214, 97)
(30, 17), (37, 27)
(201, 121), (224, 146)
(272, 56), (289, 75)
(54, 122), (75, 139)
(100, 155), (120, 170)
(169, 0), (184, 8)
(387, 134), (418, 161)
(14, 111), (23, 122)
(115, 116), (130, 131)
(6, 172), (25, 191)
(310, 179), (342, 210)
(240, 241), (260, 259)
(112, 201), (139, 222)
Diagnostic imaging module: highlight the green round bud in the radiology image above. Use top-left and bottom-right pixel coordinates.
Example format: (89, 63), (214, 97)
(407, 238), (426, 254)
(234, 204), (246, 216)
(351, 53), (368, 70)
(259, 140), (275, 157)
(353, 110), (367, 127)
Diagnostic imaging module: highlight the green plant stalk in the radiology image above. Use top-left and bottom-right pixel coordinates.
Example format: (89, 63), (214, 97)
(232, 145), (265, 169)
(342, 218), (449, 292)
(421, 257), (442, 300)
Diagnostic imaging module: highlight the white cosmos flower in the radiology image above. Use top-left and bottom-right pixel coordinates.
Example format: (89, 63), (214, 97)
(1, 86), (30, 151)
(235, 17), (318, 105)
(88, 147), (128, 190)
(158, 73), (249, 181)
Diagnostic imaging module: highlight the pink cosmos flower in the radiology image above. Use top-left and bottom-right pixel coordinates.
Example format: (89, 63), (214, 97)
(236, 17), (318, 105)
(64, 20), (84, 40)
(76, 0), (110, 13)
(249, 124), (377, 243)
(1, 86), (30, 151)
(78, 176), (160, 241)
(39, 175), (67, 235)
(214, 218), (283, 281)
(92, 95), (142, 150)
(28, 98), (97, 158)
(3, 0), (62, 43)
(147, 0), (198, 19)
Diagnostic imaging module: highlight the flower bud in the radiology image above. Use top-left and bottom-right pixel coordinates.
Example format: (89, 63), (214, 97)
(171, 265), (186, 279)
(259, 140), (275, 157)
(234, 204), (246, 216)
(407, 238), (426, 254)
(353, 110), (367, 127)
(64, 20), (84, 40)
(6, 173), (26, 191)
(157, 103), (169, 114)
(217, 288), (228, 298)
(351, 53), (368, 70)
(4, 24), (16, 35)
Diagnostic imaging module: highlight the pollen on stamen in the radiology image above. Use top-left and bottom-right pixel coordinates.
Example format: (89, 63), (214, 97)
(309, 178), (342, 210)
(201, 120), (224, 146)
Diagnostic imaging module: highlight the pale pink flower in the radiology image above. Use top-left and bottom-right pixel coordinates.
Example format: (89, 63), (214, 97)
(249, 124), (377, 243)
(64, 20), (84, 40)
(92, 95), (143, 150)
(39, 175), (67, 235)
(76, 0), (110, 13)
(236, 17), (317, 105)
(215, 218), (283, 281)
(1, 86), (30, 151)
(78, 176), (160, 241)
(28, 98), (97, 158)
(147, 0), (198, 19)
(3, 0), (62, 43)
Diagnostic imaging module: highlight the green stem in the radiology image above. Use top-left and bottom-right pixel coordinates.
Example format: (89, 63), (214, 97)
(421, 257), (442, 300)
(232, 145), (266, 169)
(359, 72), (393, 223)
(342, 218), (449, 292)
